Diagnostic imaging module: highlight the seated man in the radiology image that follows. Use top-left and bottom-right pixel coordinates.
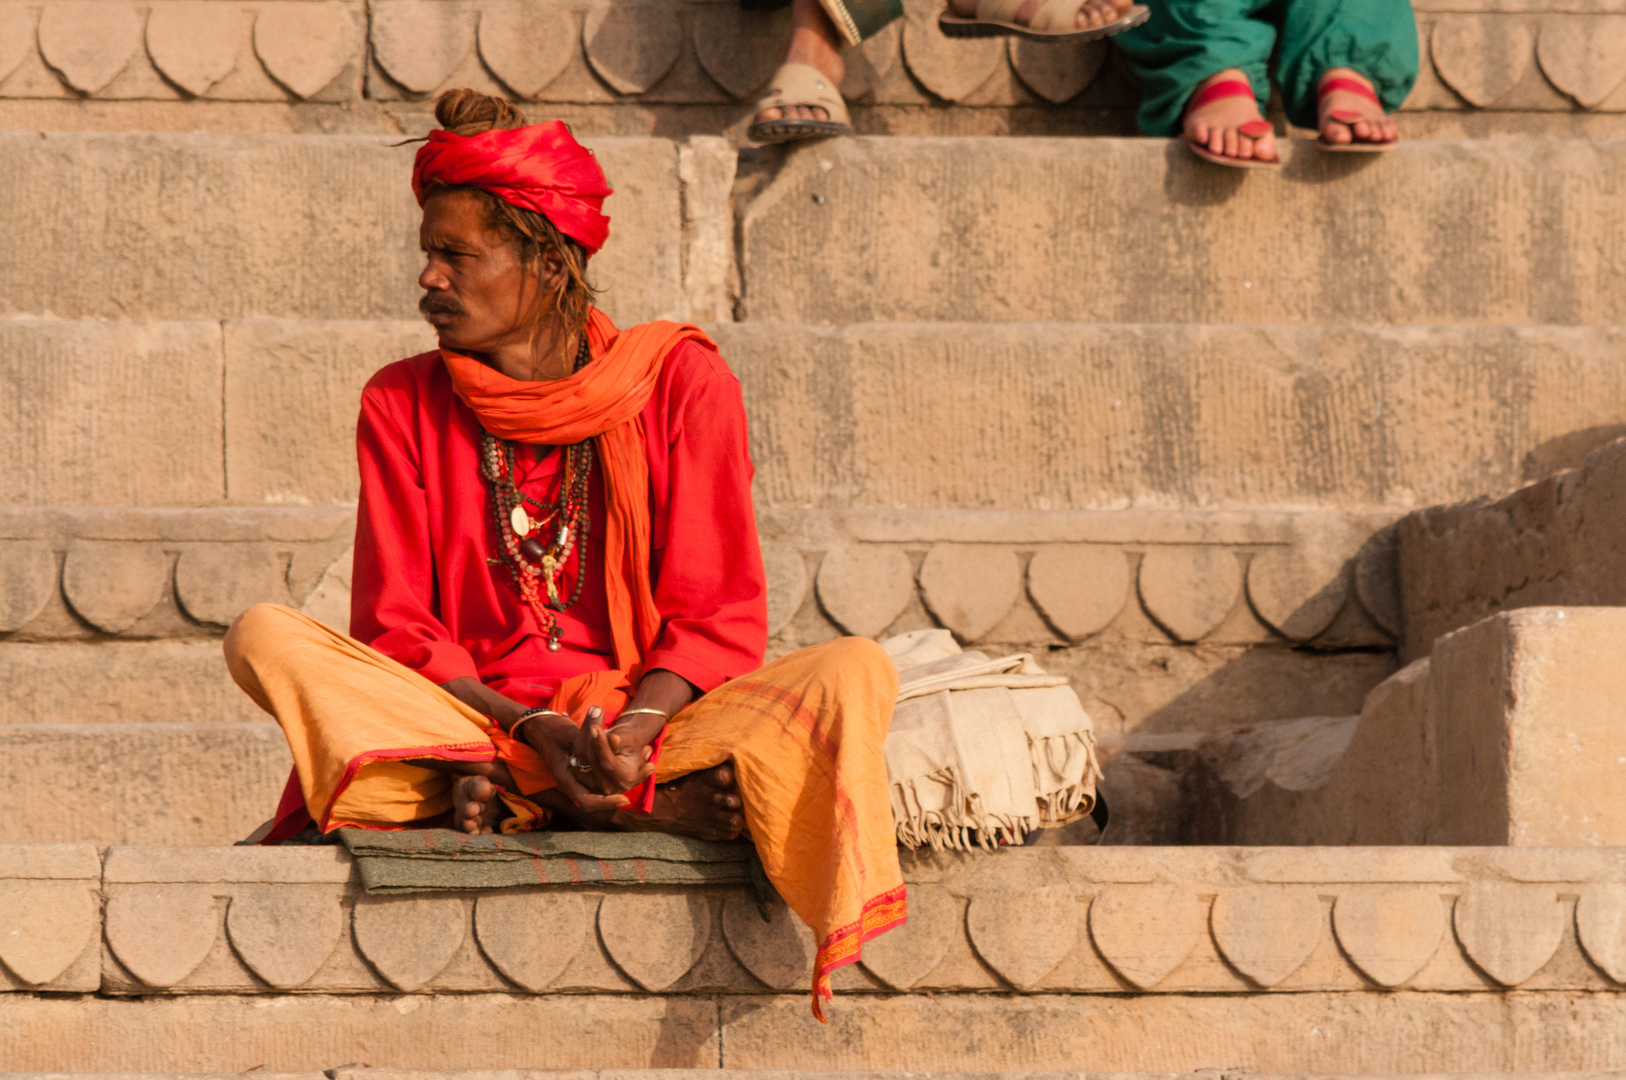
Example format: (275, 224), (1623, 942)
(225, 88), (903, 1019)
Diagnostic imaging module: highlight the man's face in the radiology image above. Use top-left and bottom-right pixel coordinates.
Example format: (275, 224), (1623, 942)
(417, 189), (539, 355)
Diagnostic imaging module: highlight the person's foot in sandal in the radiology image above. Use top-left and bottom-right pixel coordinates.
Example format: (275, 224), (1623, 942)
(750, 0), (849, 144)
(1184, 69), (1279, 167)
(942, 0), (1136, 35)
(1317, 68), (1397, 149)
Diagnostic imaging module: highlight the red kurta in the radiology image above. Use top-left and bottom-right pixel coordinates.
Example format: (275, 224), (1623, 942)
(349, 339), (768, 706)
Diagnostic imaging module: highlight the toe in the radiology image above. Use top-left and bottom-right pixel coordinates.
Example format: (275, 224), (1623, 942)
(1222, 127), (1238, 158)
(712, 762), (736, 788)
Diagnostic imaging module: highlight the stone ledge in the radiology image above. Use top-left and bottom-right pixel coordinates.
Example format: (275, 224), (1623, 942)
(7, 845), (1626, 998)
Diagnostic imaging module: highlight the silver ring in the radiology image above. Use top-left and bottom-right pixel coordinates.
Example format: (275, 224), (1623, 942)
(568, 755), (592, 773)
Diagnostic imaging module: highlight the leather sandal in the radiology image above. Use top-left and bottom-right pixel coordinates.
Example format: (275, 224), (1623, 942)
(1183, 78), (1281, 170)
(1317, 75), (1398, 152)
(747, 62), (853, 145)
(938, 0), (1148, 40)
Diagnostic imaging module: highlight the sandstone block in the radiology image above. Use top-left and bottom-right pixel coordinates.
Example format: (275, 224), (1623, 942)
(857, 882), (958, 990)
(352, 894), (469, 990)
(1138, 547), (1240, 642)
(720, 893), (814, 991)
(226, 883), (347, 988)
(145, 2), (245, 96)
(474, 891), (592, 991)
(965, 885), (1080, 989)
(0, 5), (30, 84)
(0, 847), (100, 993)
(477, 0), (575, 99)
(0, 641), (263, 725)
(1025, 544), (1130, 641)
(678, 134), (737, 322)
(253, 1), (358, 98)
(900, 0), (1001, 101)
(1453, 882), (1565, 986)
(61, 540), (169, 633)
(371, 0), (473, 92)
(38, 0), (142, 93)
(693, 4), (789, 98)
(737, 140), (1626, 326)
(1246, 530), (1356, 643)
(761, 541), (807, 637)
(0, 320), (223, 504)
(583, 1), (682, 94)
(175, 543), (294, 626)
(0, 722), (290, 844)
(224, 319), (433, 505)
(1430, 607), (1626, 845)
(917, 543), (1020, 642)
(0, 134), (679, 325)
(814, 545), (912, 637)
(1538, 15), (1626, 108)
(1575, 884), (1626, 984)
(597, 891), (709, 991)
(1332, 887), (1447, 989)
(1007, 36), (1103, 104)
(0, 542), (56, 632)
(1432, 16), (1532, 107)
(1210, 886), (1322, 988)
(1087, 884), (1203, 990)
(105, 885), (221, 988)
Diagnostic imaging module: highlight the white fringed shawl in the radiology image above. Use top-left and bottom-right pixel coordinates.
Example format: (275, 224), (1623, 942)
(882, 629), (1102, 851)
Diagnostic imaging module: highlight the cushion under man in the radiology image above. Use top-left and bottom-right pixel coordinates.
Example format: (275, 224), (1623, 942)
(224, 89), (903, 1019)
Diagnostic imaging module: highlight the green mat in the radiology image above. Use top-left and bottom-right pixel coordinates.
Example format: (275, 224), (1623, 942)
(336, 827), (764, 894)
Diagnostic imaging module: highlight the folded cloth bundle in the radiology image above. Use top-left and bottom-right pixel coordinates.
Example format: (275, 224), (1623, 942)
(337, 827), (761, 893)
(882, 629), (1101, 850)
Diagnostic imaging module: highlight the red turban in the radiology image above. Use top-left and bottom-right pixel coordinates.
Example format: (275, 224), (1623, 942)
(411, 121), (613, 254)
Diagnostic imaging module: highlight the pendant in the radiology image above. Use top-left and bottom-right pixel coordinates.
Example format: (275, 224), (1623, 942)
(510, 505), (531, 536)
(547, 625), (562, 652)
(519, 536), (546, 564)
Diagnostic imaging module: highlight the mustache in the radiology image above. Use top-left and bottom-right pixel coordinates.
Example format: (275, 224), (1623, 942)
(418, 291), (465, 317)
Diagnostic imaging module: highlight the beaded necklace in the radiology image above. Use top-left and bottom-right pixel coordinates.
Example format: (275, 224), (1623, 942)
(479, 335), (594, 652)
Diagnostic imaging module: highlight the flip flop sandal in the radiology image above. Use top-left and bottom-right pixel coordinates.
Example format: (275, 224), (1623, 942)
(747, 62), (853, 145)
(1183, 78), (1281, 170)
(939, 0), (1148, 40)
(1316, 75), (1398, 152)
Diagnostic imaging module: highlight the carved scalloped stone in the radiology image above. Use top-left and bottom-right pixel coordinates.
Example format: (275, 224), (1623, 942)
(968, 886), (1081, 989)
(839, 19), (899, 100)
(598, 891), (708, 991)
(1354, 526), (1400, 637)
(62, 541), (168, 634)
(146, 2), (243, 96)
(225, 885), (343, 990)
(1576, 885), (1626, 984)
(1210, 886), (1321, 988)
(372, 0), (472, 94)
(38, 1), (142, 94)
(175, 543), (292, 627)
(0, 4), (33, 84)
(254, 1), (356, 98)
(1089, 885), (1203, 990)
(721, 893), (815, 991)
(1027, 544), (1129, 641)
(1431, 16), (1532, 108)
(763, 541), (808, 637)
(0, 541), (57, 632)
(919, 544), (1020, 642)
(353, 894), (467, 991)
(1332, 887), (1445, 988)
(1246, 545), (1350, 643)
(0, 882), (96, 987)
(693, 4), (790, 100)
(860, 883), (959, 990)
(1537, 16), (1626, 109)
(1008, 37), (1102, 104)
(901, 0), (1001, 102)
(474, 891), (591, 992)
(478, 0), (574, 99)
(1138, 547), (1241, 643)
(816, 545), (913, 638)
(1453, 882), (1564, 987)
(105, 885), (219, 989)
(299, 545), (353, 634)
(582, 1), (681, 96)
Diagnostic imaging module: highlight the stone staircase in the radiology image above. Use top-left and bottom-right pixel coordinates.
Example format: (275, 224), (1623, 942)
(8, 0), (1626, 1071)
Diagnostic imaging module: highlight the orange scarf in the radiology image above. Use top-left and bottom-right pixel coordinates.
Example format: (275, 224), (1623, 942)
(441, 307), (717, 811)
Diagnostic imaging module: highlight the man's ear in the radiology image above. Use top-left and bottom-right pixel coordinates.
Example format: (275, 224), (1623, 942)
(538, 250), (567, 295)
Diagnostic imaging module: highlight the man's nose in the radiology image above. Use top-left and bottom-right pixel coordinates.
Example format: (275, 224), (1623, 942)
(418, 258), (450, 292)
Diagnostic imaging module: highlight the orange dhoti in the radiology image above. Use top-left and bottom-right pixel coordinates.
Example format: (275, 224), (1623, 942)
(224, 603), (904, 1018)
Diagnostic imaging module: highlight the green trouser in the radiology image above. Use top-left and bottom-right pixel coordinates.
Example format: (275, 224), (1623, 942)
(1113, 0), (1419, 136)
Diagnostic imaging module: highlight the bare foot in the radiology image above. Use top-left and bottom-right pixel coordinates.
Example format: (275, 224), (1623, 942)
(946, 0), (1133, 30)
(754, 0), (845, 127)
(1318, 68), (1396, 147)
(451, 774), (506, 835)
(623, 763), (746, 841)
(1184, 69), (1277, 164)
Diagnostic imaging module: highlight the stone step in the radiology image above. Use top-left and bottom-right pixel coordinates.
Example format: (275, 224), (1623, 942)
(0, 723), (289, 846)
(6, 134), (1626, 329)
(737, 138), (1626, 326)
(10, 317), (1626, 508)
(3, 843), (1626, 1072)
(0, 1075), (1618, 1080)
